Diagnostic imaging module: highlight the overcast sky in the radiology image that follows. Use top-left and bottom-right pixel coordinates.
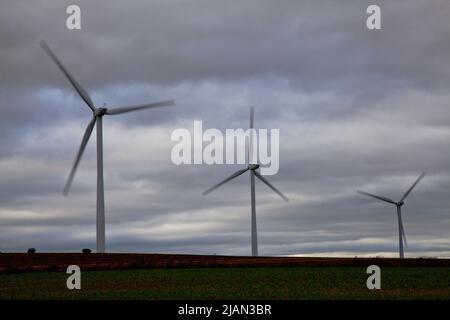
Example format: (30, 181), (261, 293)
(0, 0), (449, 257)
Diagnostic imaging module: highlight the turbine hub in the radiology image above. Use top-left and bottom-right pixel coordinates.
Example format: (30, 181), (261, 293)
(248, 164), (260, 171)
(94, 108), (107, 117)
(398, 201), (405, 206)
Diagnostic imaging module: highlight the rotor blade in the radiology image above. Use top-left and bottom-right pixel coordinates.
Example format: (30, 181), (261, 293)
(202, 168), (249, 195)
(40, 40), (95, 111)
(249, 106), (254, 129)
(106, 100), (175, 115)
(63, 117), (97, 195)
(254, 171), (289, 202)
(399, 214), (408, 247)
(400, 172), (426, 202)
(401, 223), (408, 248)
(357, 190), (396, 204)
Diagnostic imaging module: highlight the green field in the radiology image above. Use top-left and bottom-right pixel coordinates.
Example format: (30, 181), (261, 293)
(1, 267), (449, 300)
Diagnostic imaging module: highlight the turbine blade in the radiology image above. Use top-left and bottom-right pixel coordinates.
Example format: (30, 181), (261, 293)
(399, 214), (408, 247)
(400, 172), (426, 202)
(202, 168), (249, 195)
(63, 117), (97, 195)
(40, 40), (95, 111)
(401, 223), (408, 248)
(254, 171), (289, 202)
(357, 190), (396, 204)
(106, 100), (175, 115)
(249, 106), (254, 129)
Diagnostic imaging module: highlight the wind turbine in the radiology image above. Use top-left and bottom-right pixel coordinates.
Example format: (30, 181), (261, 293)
(203, 107), (288, 256)
(358, 172), (425, 258)
(40, 41), (175, 253)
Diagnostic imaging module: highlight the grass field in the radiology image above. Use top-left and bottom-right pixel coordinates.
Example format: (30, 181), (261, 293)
(1, 266), (449, 300)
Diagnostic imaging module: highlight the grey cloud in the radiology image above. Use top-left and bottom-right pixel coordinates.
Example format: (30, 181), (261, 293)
(0, 1), (449, 257)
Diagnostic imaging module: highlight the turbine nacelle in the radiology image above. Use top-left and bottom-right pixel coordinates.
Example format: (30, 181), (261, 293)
(248, 164), (260, 171)
(397, 201), (405, 207)
(94, 108), (108, 117)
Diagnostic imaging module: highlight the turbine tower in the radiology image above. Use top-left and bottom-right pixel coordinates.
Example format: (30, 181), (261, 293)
(203, 107), (288, 256)
(40, 41), (175, 253)
(358, 172), (425, 258)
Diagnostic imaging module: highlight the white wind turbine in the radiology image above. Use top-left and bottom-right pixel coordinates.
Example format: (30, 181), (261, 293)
(358, 172), (425, 258)
(203, 107), (288, 256)
(40, 41), (175, 253)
